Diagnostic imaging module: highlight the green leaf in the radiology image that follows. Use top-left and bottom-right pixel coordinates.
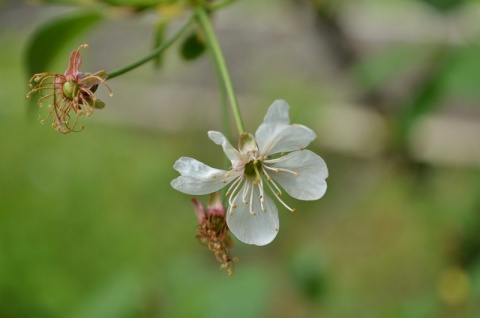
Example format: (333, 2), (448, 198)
(180, 31), (206, 61)
(25, 10), (103, 76)
(24, 10), (103, 112)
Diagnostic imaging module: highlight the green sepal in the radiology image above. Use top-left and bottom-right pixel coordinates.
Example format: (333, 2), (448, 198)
(238, 133), (257, 155)
(86, 98), (106, 109)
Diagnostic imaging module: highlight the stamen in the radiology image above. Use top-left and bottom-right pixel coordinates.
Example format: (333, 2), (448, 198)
(249, 186), (256, 215)
(242, 181), (251, 204)
(263, 164), (298, 176)
(257, 179), (267, 212)
(225, 176), (242, 197)
(227, 177), (244, 208)
(262, 168), (283, 196)
(264, 179), (296, 213)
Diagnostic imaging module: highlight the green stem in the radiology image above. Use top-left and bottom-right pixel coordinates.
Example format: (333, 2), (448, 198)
(195, 5), (245, 134)
(107, 15), (195, 80)
(212, 48), (231, 168)
(208, 0), (237, 12)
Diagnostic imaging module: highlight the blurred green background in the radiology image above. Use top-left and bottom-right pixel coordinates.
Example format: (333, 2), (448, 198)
(1, 0), (480, 317)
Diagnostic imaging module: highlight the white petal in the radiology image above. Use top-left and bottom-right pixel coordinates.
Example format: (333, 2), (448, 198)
(227, 183), (279, 246)
(263, 99), (290, 125)
(208, 131), (242, 163)
(257, 124), (317, 156)
(171, 157), (239, 195)
(255, 100), (317, 155)
(265, 150), (328, 200)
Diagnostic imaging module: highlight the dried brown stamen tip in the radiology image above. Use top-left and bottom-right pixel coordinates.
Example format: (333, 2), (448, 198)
(196, 214), (237, 276)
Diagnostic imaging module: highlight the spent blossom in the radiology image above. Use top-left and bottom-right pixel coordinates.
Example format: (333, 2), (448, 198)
(193, 192), (237, 276)
(26, 44), (112, 133)
(171, 100), (328, 246)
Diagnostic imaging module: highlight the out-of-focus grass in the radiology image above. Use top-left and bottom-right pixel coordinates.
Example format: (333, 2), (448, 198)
(0, 33), (274, 318)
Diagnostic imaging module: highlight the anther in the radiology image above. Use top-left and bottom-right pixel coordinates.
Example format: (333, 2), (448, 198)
(211, 173), (216, 179)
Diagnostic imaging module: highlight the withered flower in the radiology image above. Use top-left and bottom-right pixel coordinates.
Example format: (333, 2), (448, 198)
(26, 44), (112, 133)
(192, 192), (238, 276)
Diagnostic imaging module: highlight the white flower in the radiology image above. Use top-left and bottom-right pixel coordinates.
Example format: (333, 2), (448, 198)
(171, 100), (328, 246)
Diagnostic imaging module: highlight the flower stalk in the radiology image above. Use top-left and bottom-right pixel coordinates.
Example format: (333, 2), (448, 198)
(107, 14), (196, 79)
(195, 5), (245, 135)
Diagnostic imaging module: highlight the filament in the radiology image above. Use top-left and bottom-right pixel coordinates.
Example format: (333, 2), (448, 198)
(264, 181), (296, 212)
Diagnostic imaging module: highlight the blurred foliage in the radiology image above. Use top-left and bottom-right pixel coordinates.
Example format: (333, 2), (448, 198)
(179, 31), (206, 61)
(352, 46), (430, 94)
(24, 10), (103, 78)
(100, 0), (174, 6)
(35, 0), (176, 7)
(3, 0), (480, 317)
(417, 0), (467, 11)
(290, 250), (328, 300)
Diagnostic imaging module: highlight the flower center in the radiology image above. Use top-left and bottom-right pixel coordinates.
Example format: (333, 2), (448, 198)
(244, 160), (262, 178)
(62, 81), (78, 100)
